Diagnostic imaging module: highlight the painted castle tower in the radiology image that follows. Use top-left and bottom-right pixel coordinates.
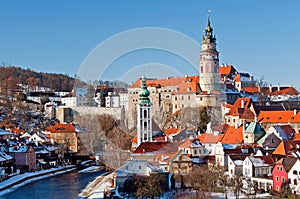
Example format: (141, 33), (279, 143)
(137, 76), (152, 146)
(199, 14), (221, 92)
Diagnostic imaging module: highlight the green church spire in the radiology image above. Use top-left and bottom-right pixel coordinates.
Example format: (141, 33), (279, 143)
(138, 75), (151, 105)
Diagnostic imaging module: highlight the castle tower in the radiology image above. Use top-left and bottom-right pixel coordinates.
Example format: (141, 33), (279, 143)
(199, 13), (221, 92)
(137, 76), (152, 146)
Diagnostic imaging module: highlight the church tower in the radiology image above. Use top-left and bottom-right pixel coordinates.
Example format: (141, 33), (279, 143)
(199, 13), (221, 92)
(137, 76), (152, 146)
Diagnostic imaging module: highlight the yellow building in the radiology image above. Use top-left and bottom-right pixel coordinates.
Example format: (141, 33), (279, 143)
(47, 123), (78, 153)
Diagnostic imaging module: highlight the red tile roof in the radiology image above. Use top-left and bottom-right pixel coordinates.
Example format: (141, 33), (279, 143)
(133, 142), (169, 153)
(293, 133), (300, 141)
(164, 128), (180, 136)
(47, 124), (76, 133)
(10, 128), (25, 135)
(243, 87), (259, 93)
(272, 140), (300, 156)
(198, 133), (222, 143)
(172, 80), (200, 94)
(219, 126), (243, 144)
(270, 87), (298, 96)
(226, 98), (254, 120)
(219, 65), (235, 75)
(258, 111), (300, 123)
(128, 76), (199, 89)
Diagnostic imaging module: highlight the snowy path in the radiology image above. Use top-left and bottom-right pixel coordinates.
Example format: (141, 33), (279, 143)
(0, 165), (76, 196)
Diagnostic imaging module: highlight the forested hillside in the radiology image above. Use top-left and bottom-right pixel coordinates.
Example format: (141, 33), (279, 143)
(0, 66), (75, 91)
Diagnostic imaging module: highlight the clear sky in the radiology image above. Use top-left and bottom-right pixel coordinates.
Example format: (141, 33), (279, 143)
(0, 0), (300, 88)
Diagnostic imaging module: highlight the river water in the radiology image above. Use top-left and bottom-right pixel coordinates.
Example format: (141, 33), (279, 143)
(0, 169), (105, 199)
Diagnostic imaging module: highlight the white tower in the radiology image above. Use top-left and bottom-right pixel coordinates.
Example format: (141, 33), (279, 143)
(137, 76), (152, 146)
(199, 12), (221, 92)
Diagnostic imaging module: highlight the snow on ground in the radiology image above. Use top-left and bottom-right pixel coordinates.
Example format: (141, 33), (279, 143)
(0, 165), (76, 196)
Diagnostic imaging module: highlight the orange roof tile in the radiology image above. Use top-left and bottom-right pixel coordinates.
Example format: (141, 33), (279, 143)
(226, 98), (254, 118)
(219, 126), (243, 144)
(270, 87), (299, 96)
(258, 111), (300, 123)
(234, 73), (241, 82)
(47, 123), (76, 133)
(219, 65), (235, 75)
(272, 140), (300, 156)
(164, 128), (180, 136)
(133, 142), (168, 153)
(131, 136), (137, 143)
(243, 87), (259, 93)
(198, 133), (221, 143)
(128, 76), (199, 89)
(293, 133), (300, 141)
(10, 128), (25, 135)
(172, 80), (200, 94)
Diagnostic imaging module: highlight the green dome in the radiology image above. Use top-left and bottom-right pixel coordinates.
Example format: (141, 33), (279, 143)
(138, 76), (151, 105)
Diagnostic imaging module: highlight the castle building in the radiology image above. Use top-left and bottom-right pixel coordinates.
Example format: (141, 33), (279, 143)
(128, 14), (226, 128)
(199, 15), (221, 92)
(137, 76), (153, 146)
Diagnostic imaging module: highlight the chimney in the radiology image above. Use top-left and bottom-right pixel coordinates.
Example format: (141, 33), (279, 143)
(241, 99), (244, 108)
(269, 84), (272, 93)
(277, 83), (280, 92)
(294, 109), (297, 116)
(235, 123), (238, 130)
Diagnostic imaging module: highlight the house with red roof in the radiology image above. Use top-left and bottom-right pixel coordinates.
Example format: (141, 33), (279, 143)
(258, 110), (300, 133)
(272, 157), (297, 192)
(219, 65), (237, 82)
(218, 125), (243, 145)
(127, 76), (200, 128)
(198, 132), (223, 156)
(164, 127), (180, 141)
(47, 123), (78, 153)
(267, 85), (299, 102)
(224, 98), (255, 127)
(178, 138), (204, 158)
(272, 140), (300, 161)
(233, 73), (256, 92)
(131, 141), (193, 174)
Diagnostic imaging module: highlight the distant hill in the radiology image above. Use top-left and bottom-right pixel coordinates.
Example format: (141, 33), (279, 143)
(0, 66), (75, 92)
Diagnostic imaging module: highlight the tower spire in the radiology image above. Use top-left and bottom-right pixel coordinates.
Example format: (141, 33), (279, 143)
(207, 9), (211, 27)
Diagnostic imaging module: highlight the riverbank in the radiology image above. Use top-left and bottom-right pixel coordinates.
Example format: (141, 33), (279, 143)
(77, 171), (113, 199)
(0, 165), (77, 196)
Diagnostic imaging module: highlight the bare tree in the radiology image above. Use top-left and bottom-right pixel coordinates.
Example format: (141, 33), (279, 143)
(230, 175), (243, 199)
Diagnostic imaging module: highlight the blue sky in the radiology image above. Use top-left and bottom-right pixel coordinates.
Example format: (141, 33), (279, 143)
(0, 1), (300, 87)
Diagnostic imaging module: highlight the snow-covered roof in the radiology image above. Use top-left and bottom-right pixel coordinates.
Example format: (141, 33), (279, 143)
(0, 129), (13, 136)
(248, 156), (273, 167)
(234, 160), (243, 166)
(9, 146), (31, 153)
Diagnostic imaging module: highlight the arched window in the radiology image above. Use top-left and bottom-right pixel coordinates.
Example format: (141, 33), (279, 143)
(143, 109), (147, 118)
